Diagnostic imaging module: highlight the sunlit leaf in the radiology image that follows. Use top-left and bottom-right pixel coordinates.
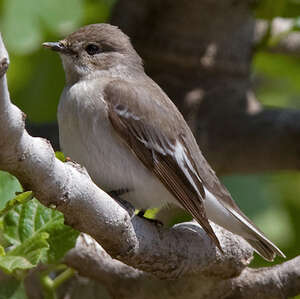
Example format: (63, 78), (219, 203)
(2, 199), (79, 269)
(0, 232), (49, 274)
(0, 171), (22, 210)
(0, 191), (33, 217)
(55, 151), (66, 162)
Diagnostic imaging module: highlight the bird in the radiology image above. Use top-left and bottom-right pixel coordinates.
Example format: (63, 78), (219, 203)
(43, 23), (285, 261)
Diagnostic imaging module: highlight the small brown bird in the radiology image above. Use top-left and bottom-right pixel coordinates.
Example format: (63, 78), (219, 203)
(43, 23), (285, 261)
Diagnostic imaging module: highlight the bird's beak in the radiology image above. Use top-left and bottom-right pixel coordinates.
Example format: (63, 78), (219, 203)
(42, 41), (72, 54)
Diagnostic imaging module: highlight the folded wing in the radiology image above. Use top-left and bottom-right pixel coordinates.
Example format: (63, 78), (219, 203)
(104, 79), (222, 251)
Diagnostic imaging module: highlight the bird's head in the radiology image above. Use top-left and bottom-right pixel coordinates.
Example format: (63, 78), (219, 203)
(43, 23), (143, 84)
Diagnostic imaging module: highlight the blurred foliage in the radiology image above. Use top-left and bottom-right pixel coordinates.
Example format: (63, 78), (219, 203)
(255, 0), (300, 19)
(254, 53), (300, 108)
(248, 1), (300, 274)
(0, 0), (116, 123)
(0, 276), (26, 299)
(0, 0), (299, 298)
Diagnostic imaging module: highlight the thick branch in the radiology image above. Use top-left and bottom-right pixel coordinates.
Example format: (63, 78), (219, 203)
(0, 30), (299, 299)
(64, 234), (149, 297)
(229, 256), (300, 299)
(65, 234), (300, 299)
(0, 33), (252, 280)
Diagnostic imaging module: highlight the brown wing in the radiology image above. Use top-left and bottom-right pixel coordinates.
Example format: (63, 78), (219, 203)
(104, 79), (222, 251)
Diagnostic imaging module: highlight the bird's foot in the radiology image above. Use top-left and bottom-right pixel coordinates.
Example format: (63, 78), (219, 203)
(137, 210), (163, 227)
(0, 58), (9, 77)
(108, 189), (135, 217)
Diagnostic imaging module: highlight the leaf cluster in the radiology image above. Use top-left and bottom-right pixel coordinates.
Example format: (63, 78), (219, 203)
(0, 170), (79, 299)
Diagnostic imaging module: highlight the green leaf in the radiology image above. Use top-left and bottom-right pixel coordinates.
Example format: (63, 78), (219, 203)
(2, 199), (79, 265)
(0, 277), (27, 299)
(55, 151), (66, 162)
(46, 222), (79, 264)
(0, 256), (33, 273)
(0, 171), (22, 210)
(0, 191), (33, 217)
(143, 208), (159, 219)
(0, 245), (5, 256)
(0, 232), (49, 274)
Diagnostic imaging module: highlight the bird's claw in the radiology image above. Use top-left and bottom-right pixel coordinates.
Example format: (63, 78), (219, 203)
(137, 210), (163, 227)
(0, 58), (9, 77)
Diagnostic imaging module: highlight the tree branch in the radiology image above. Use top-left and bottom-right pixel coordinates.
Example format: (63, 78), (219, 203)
(0, 32), (253, 279)
(65, 234), (300, 299)
(0, 28), (299, 299)
(229, 256), (300, 299)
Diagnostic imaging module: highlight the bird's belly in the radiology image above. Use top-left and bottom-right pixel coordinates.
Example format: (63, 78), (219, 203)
(58, 108), (174, 210)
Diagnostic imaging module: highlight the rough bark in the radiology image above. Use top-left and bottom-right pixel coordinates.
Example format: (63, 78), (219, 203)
(0, 32), (299, 299)
(228, 256), (300, 299)
(64, 235), (300, 299)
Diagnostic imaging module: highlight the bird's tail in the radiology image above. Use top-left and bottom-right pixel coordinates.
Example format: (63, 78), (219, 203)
(228, 207), (286, 261)
(246, 239), (283, 262)
(204, 188), (286, 261)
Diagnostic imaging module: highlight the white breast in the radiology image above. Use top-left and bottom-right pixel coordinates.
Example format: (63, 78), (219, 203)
(57, 79), (174, 210)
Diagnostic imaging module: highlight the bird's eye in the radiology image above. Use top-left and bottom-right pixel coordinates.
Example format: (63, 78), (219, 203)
(85, 44), (101, 55)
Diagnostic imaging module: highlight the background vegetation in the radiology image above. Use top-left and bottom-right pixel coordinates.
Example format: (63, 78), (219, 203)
(0, 0), (299, 298)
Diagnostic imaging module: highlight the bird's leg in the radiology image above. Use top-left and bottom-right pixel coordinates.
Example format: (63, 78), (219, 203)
(108, 189), (135, 217)
(108, 190), (163, 226)
(137, 210), (163, 227)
